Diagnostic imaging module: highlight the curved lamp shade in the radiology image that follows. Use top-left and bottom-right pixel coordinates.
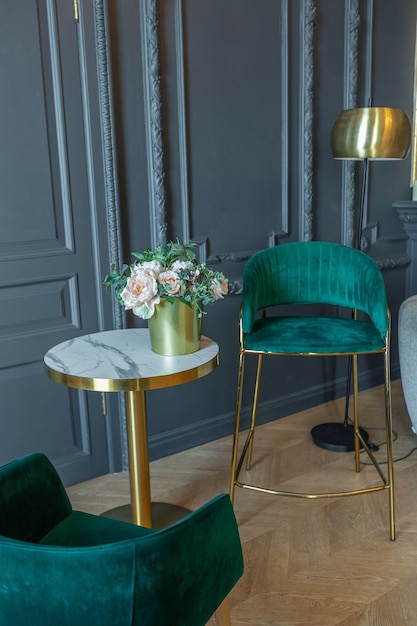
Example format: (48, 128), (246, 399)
(330, 107), (411, 160)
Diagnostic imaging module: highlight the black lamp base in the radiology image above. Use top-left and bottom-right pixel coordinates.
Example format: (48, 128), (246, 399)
(311, 422), (369, 452)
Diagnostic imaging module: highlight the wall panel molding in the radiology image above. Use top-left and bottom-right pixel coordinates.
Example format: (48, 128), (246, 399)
(341, 0), (360, 246)
(140, 0), (168, 248)
(175, 0), (291, 263)
(279, 0), (290, 238)
(361, 0), (374, 236)
(0, 276), (81, 343)
(46, 0), (75, 253)
(338, 0), (399, 267)
(340, 0), (386, 251)
(91, 0), (124, 332)
(93, 0), (128, 468)
(299, 0), (316, 242)
(175, 0), (190, 244)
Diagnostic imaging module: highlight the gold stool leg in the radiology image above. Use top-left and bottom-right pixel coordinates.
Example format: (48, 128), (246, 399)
(230, 351), (245, 502)
(246, 354), (263, 470)
(351, 353), (361, 472)
(214, 597), (231, 626)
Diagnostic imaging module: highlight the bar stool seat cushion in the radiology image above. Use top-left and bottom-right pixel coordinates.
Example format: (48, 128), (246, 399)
(244, 315), (386, 354)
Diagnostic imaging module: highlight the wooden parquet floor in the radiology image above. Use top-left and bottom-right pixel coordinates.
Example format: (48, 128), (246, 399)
(68, 379), (417, 625)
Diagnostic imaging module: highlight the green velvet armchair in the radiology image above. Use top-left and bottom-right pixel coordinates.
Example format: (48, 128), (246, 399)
(0, 452), (244, 625)
(229, 241), (395, 539)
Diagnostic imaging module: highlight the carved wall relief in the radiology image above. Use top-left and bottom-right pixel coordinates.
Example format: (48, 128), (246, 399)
(140, 0), (168, 248)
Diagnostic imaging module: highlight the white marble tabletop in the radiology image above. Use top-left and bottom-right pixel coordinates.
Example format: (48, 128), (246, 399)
(44, 329), (219, 392)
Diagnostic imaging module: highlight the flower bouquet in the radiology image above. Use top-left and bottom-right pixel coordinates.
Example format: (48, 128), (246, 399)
(104, 240), (228, 319)
(104, 241), (228, 355)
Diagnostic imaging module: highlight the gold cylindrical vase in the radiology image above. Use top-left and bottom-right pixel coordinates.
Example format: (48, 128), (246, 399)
(148, 299), (202, 355)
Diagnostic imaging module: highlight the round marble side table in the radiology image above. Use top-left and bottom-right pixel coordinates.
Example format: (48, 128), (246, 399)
(44, 329), (219, 528)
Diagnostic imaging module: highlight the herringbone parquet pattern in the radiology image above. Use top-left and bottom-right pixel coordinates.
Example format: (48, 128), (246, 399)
(68, 380), (417, 625)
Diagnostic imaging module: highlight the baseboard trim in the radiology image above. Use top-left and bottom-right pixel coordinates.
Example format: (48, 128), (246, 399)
(148, 361), (400, 461)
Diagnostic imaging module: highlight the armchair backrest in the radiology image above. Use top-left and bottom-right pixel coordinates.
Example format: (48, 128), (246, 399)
(133, 493), (244, 625)
(0, 452), (71, 542)
(241, 241), (389, 336)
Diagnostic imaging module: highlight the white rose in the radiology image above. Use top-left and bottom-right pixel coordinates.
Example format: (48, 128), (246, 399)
(172, 260), (192, 272)
(132, 301), (159, 319)
(120, 266), (160, 317)
(141, 260), (163, 276)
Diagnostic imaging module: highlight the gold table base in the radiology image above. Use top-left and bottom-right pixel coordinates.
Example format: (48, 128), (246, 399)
(101, 502), (190, 530)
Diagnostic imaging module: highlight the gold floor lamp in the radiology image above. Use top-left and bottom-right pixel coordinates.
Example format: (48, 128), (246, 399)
(311, 106), (411, 452)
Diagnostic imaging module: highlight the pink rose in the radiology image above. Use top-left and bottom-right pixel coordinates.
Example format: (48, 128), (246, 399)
(159, 270), (181, 295)
(120, 265), (160, 318)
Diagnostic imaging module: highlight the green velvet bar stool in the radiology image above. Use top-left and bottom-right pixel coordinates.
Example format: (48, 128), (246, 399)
(0, 453), (244, 625)
(229, 241), (395, 540)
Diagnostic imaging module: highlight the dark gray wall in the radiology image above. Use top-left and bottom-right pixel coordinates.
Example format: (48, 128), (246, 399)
(106, 0), (417, 463)
(0, 0), (127, 485)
